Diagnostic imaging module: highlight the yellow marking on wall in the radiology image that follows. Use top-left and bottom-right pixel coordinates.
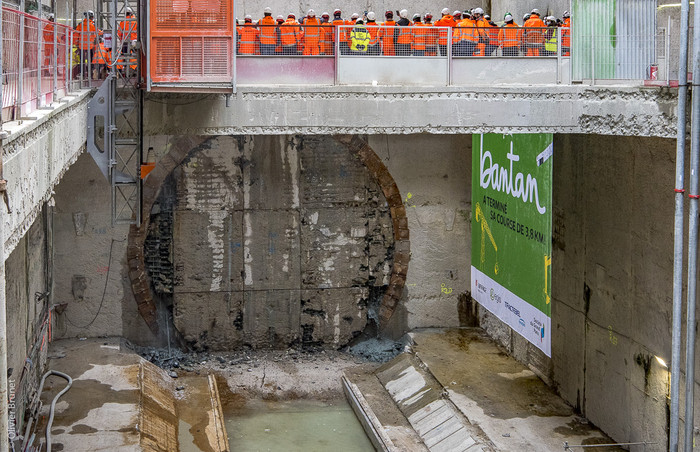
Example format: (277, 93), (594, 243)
(474, 202), (498, 274)
(544, 254), (551, 305)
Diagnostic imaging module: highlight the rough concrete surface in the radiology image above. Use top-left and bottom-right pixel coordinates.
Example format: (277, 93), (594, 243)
(164, 135), (394, 350)
(144, 86), (677, 138)
(369, 134), (471, 330)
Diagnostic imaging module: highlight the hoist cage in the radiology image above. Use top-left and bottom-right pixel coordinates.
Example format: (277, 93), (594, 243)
(148, 0), (234, 91)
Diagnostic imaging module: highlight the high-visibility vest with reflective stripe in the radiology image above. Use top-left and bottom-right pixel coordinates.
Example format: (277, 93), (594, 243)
(455, 19), (478, 43)
(545, 28), (557, 52)
(350, 25), (370, 51)
(412, 23), (427, 50)
(380, 22), (396, 55)
(562, 18), (571, 47)
(523, 17), (545, 44)
(304, 18), (321, 38)
(75, 19), (97, 50)
(499, 23), (521, 47)
(281, 20), (300, 46)
(259, 16), (277, 44)
(320, 23), (333, 53)
(424, 24), (438, 47)
(435, 16), (455, 45)
(238, 24), (259, 54)
(118, 19), (137, 41)
(92, 43), (109, 64)
(396, 22), (413, 44)
(366, 23), (380, 46)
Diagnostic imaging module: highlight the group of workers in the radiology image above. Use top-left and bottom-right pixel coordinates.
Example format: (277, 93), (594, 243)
(70, 8), (138, 79)
(236, 7), (571, 57)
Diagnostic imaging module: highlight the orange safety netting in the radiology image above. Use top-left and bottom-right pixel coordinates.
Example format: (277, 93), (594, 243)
(150, 0), (232, 83)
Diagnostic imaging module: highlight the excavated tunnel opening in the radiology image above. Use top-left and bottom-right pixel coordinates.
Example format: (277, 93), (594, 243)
(139, 135), (403, 352)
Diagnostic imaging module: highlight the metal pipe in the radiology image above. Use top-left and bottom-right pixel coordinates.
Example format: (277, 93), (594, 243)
(671, 2), (691, 451)
(684, 0), (700, 448)
(43, 370), (72, 452)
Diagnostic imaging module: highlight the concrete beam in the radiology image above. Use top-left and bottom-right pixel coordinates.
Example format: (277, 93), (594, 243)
(144, 85), (677, 138)
(2, 90), (91, 257)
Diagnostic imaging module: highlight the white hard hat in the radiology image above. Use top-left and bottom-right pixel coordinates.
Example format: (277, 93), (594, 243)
(399, 9), (408, 19)
(563, 11), (570, 18)
(244, 14), (252, 19)
(351, 12), (359, 19)
(264, 7), (272, 14)
(531, 8), (540, 15)
(453, 10), (461, 17)
(367, 11), (375, 20)
(473, 7), (483, 15)
(412, 13), (420, 20)
(125, 6), (133, 14)
(441, 8), (450, 15)
(322, 12), (329, 17)
(504, 13), (513, 21)
(276, 15), (284, 20)
(307, 9), (315, 17)
(87, 10), (94, 17)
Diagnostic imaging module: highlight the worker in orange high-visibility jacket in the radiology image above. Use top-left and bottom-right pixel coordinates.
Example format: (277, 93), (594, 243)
(483, 14), (499, 56)
(332, 10), (349, 55)
(499, 13), (521, 56)
(92, 36), (110, 79)
(259, 7), (277, 55)
(365, 12), (381, 55)
(395, 9), (412, 56)
(281, 13), (302, 55)
(117, 7), (137, 54)
(561, 11), (571, 56)
(379, 10), (396, 56)
(453, 11), (478, 56)
(523, 8), (545, 56)
(303, 9), (321, 55)
(237, 15), (259, 55)
(75, 10), (98, 77)
(320, 12), (334, 54)
(470, 8), (487, 56)
(411, 14), (427, 56)
(434, 9), (456, 56)
(42, 14), (56, 74)
(423, 13), (437, 56)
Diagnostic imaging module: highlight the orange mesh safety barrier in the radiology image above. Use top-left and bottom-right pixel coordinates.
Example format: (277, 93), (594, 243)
(150, 0), (232, 83)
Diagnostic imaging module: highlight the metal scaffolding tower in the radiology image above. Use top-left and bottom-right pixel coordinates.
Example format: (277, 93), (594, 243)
(87, 0), (143, 225)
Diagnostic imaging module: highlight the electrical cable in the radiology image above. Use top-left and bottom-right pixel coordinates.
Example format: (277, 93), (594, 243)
(64, 238), (123, 330)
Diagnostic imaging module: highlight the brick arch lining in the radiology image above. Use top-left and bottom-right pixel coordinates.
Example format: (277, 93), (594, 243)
(127, 134), (409, 337)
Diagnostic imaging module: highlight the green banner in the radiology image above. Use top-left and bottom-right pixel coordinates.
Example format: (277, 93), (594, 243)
(471, 133), (553, 356)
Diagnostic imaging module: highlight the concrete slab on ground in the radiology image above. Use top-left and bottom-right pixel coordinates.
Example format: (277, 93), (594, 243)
(409, 328), (625, 452)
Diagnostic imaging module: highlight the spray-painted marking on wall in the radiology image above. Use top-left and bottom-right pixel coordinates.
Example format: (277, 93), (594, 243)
(441, 283), (453, 294)
(96, 266), (109, 275)
(608, 326), (618, 345)
(404, 192), (417, 208)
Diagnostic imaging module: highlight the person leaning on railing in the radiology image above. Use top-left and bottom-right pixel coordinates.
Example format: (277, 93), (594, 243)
(499, 13), (521, 57)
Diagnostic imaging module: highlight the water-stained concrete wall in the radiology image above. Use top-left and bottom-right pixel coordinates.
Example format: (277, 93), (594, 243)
(478, 134), (677, 451)
(147, 135), (395, 350)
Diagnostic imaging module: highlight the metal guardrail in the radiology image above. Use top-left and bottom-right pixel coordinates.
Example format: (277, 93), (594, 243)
(1, 8), (78, 122)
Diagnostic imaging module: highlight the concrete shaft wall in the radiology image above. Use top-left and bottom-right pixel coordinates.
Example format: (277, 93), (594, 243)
(478, 134), (676, 450)
(159, 135), (394, 350)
